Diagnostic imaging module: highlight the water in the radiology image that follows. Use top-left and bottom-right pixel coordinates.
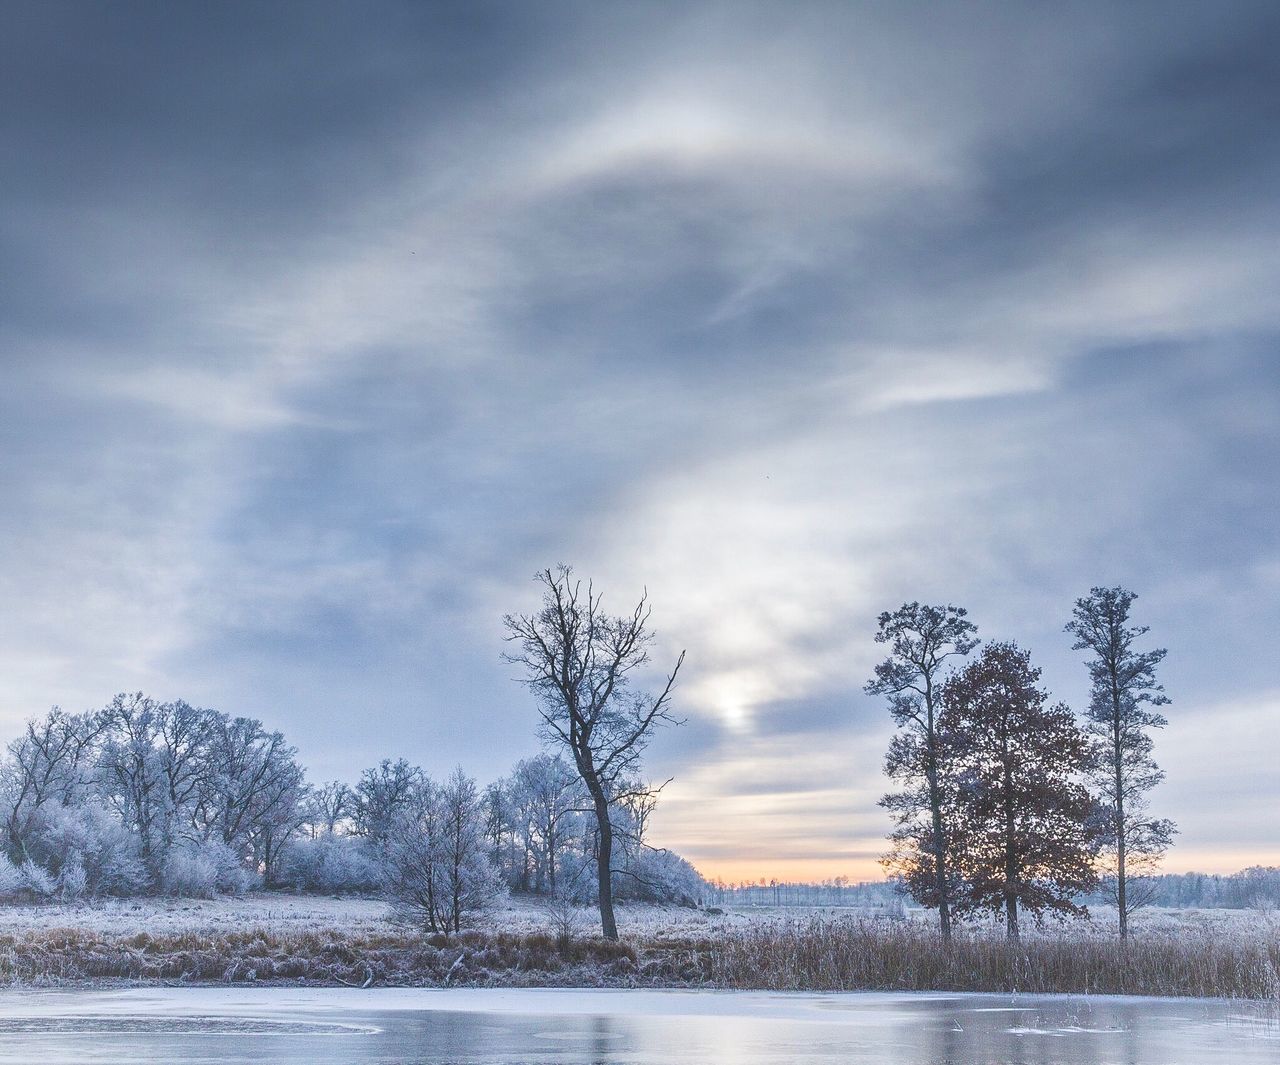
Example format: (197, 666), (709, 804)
(0, 987), (1275, 1064)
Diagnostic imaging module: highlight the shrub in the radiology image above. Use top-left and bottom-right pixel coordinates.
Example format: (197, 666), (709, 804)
(278, 834), (381, 895)
(29, 803), (147, 896)
(161, 840), (257, 898)
(0, 854), (25, 898)
(19, 859), (56, 897)
(59, 856), (88, 900)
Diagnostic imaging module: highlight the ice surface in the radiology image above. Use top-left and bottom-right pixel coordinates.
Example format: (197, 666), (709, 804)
(0, 988), (1275, 1065)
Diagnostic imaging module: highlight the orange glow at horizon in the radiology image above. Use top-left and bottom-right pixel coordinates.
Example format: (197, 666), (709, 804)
(690, 850), (1280, 886)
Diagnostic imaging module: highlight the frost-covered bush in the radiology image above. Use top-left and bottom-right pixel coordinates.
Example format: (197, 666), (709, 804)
(27, 802), (147, 896)
(161, 840), (257, 898)
(0, 854), (25, 898)
(384, 770), (506, 932)
(613, 848), (706, 907)
(19, 859), (56, 897)
(58, 856), (88, 899)
(278, 834), (381, 895)
(161, 846), (217, 898)
(208, 840), (258, 895)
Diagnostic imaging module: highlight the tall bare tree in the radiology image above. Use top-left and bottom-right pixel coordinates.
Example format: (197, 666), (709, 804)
(504, 566), (683, 940)
(1066, 586), (1176, 940)
(867, 602), (978, 943)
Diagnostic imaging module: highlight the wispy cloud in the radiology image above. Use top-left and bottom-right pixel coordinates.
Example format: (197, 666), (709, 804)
(1, 1), (1277, 877)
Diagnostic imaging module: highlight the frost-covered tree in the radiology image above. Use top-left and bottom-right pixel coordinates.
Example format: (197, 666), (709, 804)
(353, 758), (423, 845)
(1066, 586), (1177, 939)
(306, 781), (353, 837)
(96, 693), (170, 883)
(1, 707), (104, 863)
(384, 769), (503, 932)
(192, 715), (307, 884)
(941, 643), (1100, 940)
(153, 699), (218, 850)
(481, 777), (518, 881)
(512, 753), (584, 894)
(438, 767), (503, 931)
(868, 602), (979, 942)
(504, 566), (683, 940)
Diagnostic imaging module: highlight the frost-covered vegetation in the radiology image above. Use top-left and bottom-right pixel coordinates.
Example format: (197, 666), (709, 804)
(1106, 866), (1280, 910)
(0, 896), (1273, 999)
(0, 568), (702, 948)
(0, 694), (705, 918)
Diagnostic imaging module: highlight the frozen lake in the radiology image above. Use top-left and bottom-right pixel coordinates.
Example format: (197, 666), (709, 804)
(0, 987), (1275, 1064)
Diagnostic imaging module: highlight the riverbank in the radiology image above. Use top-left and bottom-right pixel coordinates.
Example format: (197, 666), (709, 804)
(0, 903), (1275, 1000)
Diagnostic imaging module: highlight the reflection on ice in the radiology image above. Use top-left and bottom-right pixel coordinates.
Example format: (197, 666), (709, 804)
(0, 988), (1275, 1065)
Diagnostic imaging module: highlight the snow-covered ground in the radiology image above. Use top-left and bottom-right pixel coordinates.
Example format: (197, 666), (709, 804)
(0, 893), (394, 937)
(0, 893), (724, 939)
(0, 892), (1271, 941)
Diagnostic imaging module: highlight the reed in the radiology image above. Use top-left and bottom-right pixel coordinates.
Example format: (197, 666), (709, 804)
(703, 915), (1280, 1000)
(0, 915), (1275, 999)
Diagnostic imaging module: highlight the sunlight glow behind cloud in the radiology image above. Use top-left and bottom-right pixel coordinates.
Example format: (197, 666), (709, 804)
(1, 1), (1278, 881)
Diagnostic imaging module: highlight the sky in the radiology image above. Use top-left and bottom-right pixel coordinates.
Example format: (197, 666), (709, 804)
(2, 1), (1278, 883)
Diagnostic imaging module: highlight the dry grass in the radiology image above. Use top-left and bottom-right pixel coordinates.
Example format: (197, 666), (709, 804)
(0, 912), (1275, 1000)
(703, 915), (1280, 1000)
(0, 927), (662, 988)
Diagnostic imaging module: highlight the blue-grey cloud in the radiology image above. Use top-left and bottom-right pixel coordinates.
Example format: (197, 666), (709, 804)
(2, 1), (1277, 878)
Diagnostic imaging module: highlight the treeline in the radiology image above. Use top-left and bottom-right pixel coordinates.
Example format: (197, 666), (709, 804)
(0, 693), (704, 919)
(704, 870), (1280, 912)
(705, 878), (904, 911)
(1087, 867), (1280, 911)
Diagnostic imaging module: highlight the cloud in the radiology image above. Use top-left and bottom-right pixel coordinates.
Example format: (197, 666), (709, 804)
(0, 2), (1277, 878)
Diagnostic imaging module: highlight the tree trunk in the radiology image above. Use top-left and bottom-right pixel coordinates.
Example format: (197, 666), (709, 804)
(1003, 727), (1018, 942)
(924, 684), (952, 944)
(927, 771), (952, 943)
(1111, 672), (1128, 942)
(589, 785), (618, 941)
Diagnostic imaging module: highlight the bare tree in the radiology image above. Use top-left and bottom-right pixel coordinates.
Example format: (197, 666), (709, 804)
(867, 602), (979, 943)
(504, 566), (683, 940)
(1066, 586), (1176, 940)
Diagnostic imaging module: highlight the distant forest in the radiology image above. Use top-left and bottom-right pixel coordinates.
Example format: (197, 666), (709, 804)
(706, 869), (1280, 911)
